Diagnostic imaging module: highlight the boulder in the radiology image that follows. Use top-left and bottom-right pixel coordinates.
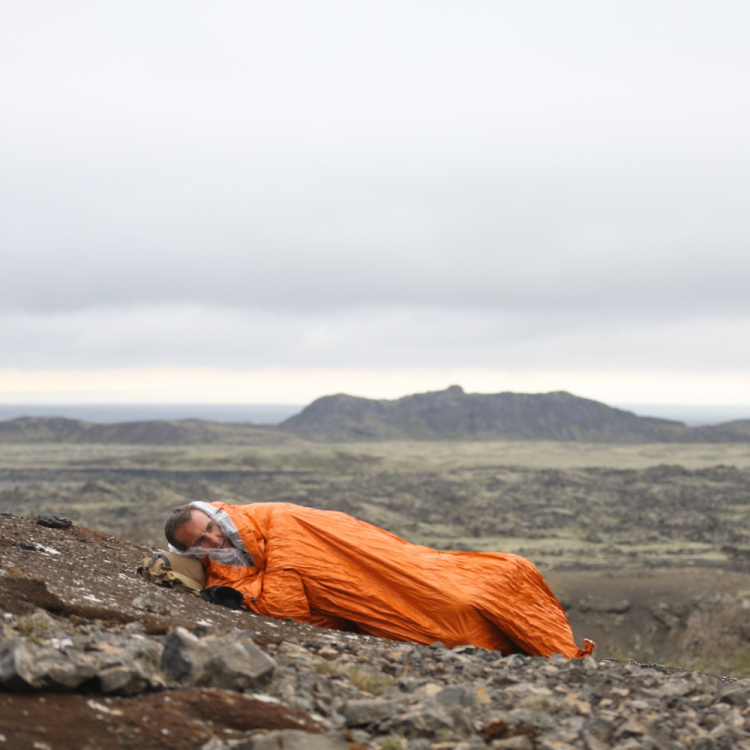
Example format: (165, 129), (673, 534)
(161, 627), (276, 690)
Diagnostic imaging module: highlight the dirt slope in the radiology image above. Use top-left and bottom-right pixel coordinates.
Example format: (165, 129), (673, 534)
(0, 513), (748, 749)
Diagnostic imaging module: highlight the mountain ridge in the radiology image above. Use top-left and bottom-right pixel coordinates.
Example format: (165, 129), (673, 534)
(1, 386), (749, 443)
(279, 385), (746, 442)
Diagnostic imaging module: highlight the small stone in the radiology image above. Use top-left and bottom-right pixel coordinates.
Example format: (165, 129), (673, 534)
(581, 731), (609, 750)
(398, 676), (420, 692)
(390, 703), (456, 738)
(342, 698), (395, 726)
(451, 645), (478, 655)
(97, 665), (150, 695)
(201, 740), (229, 750)
(506, 708), (556, 733)
(504, 654), (530, 668)
(490, 737), (533, 750)
(480, 716), (511, 743)
(581, 656), (599, 673)
(435, 685), (476, 711)
(583, 716), (615, 741)
(614, 718), (649, 739)
(132, 590), (174, 615)
(239, 729), (349, 749)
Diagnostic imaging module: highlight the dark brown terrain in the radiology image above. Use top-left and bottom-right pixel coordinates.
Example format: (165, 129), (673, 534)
(0, 514), (343, 749)
(1, 514), (749, 749)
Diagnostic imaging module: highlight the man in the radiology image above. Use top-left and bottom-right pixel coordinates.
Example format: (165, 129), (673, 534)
(165, 500), (594, 659)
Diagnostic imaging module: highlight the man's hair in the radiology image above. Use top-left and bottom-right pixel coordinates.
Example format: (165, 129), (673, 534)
(164, 505), (197, 551)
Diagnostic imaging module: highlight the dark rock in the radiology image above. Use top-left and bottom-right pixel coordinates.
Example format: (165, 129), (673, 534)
(0, 630), (166, 695)
(161, 626), (276, 690)
(36, 515), (72, 529)
(0, 639), (96, 691)
(717, 679), (750, 706)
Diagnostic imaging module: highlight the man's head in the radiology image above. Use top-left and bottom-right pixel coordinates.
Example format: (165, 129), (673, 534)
(165, 505), (229, 552)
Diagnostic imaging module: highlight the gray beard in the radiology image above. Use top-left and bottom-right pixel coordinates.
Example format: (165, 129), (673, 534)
(185, 545), (254, 567)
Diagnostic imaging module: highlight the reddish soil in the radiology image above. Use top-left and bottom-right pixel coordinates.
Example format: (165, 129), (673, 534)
(0, 689), (328, 750)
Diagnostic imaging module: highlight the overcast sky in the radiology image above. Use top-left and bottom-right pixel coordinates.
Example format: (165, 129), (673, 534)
(1, 1), (749, 407)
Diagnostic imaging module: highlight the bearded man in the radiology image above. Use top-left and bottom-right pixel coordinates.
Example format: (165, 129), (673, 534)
(165, 500), (594, 659)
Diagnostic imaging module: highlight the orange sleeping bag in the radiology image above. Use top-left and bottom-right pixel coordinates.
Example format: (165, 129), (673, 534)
(201, 501), (594, 658)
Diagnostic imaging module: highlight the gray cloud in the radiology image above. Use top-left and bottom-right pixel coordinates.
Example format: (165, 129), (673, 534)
(3, 305), (749, 374)
(1, 1), (749, 378)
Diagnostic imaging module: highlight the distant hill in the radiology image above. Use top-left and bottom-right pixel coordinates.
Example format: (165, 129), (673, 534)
(690, 419), (750, 442)
(279, 385), (694, 442)
(1, 387), (749, 443)
(0, 417), (288, 445)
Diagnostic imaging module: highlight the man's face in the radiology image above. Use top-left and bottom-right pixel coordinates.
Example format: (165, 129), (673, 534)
(174, 510), (229, 551)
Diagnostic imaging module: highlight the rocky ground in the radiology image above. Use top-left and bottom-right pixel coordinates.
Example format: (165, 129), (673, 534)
(0, 514), (748, 749)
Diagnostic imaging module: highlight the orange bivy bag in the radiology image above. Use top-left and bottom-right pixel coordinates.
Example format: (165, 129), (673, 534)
(200, 501), (594, 658)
